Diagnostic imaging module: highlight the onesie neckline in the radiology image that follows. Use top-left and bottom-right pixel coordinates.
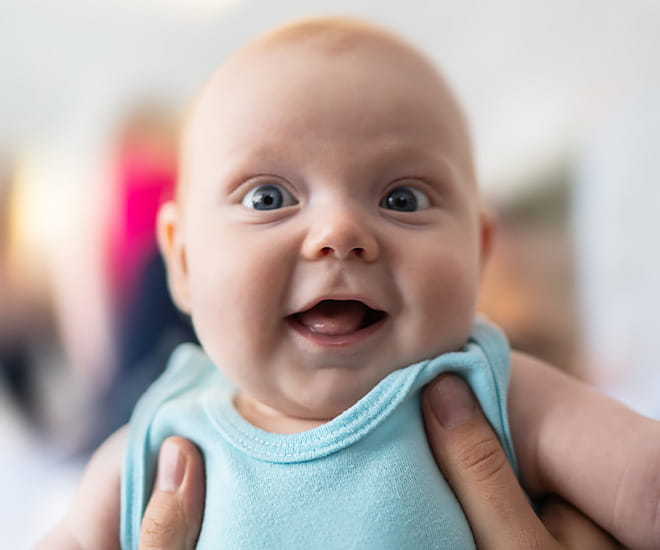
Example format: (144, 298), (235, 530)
(202, 342), (476, 464)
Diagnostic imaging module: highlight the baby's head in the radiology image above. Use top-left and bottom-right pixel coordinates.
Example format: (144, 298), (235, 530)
(157, 17), (493, 426)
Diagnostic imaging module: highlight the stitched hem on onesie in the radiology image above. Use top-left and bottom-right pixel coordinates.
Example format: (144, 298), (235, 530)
(202, 334), (492, 464)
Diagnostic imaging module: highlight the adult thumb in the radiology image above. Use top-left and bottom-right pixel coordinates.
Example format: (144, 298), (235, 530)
(422, 374), (553, 549)
(139, 437), (205, 550)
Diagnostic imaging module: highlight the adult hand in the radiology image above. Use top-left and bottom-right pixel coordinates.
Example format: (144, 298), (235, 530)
(35, 431), (204, 550)
(421, 374), (621, 549)
(138, 437), (205, 550)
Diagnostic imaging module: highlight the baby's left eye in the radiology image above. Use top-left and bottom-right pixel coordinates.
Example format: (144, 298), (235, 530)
(379, 186), (430, 212)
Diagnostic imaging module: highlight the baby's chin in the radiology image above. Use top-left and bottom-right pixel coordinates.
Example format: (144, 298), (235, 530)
(235, 378), (381, 433)
(232, 339), (470, 433)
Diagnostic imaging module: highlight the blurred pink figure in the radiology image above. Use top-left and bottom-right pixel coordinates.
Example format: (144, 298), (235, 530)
(104, 106), (176, 311)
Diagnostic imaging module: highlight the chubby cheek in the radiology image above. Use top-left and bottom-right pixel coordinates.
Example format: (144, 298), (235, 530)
(185, 227), (291, 365)
(399, 246), (481, 357)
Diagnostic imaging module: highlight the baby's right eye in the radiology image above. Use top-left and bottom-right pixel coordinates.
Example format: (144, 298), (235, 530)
(241, 183), (298, 210)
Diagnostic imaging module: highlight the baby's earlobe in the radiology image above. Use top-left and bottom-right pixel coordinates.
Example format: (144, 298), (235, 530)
(157, 202), (192, 313)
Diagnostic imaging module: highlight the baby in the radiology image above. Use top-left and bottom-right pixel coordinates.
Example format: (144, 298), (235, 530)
(116, 17), (659, 549)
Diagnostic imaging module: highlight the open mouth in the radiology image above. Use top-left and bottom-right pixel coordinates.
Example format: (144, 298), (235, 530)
(288, 299), (387, 338)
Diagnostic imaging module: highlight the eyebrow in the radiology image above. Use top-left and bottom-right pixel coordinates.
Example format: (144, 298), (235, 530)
(218, 134), (460, 167)
(369, 140), (466, 182)
(198, 130), (471, 196)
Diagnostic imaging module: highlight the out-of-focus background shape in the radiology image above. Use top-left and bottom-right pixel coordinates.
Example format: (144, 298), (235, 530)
(2, 1), (659, 547)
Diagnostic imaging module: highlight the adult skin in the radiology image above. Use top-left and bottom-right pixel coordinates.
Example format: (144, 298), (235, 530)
(36, 374), (618, 550)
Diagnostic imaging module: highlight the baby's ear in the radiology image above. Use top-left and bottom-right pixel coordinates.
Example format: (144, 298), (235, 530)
(478, 207), (496, 277)
(157, 201), (192, 313)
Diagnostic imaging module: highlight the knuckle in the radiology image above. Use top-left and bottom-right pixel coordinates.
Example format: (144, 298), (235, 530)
(456, 435), (509, 484)
(139, 500), (183, 549)
(516, 534), (550, 550)
(502, 525), (557, 550)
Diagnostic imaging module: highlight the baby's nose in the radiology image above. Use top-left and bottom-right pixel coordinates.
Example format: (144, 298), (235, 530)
(301, 207), (379, 262)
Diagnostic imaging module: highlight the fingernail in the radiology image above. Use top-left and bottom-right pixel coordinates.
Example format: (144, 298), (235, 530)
(156, 439), (185, 492)
(430, 375), (476, 429)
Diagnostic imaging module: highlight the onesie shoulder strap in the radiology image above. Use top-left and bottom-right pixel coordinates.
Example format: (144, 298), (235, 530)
(120, 343), (217, 550)
(470, 317), (510, 390)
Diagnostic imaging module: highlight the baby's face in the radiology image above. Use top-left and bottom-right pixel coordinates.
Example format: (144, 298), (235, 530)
(160, 36), (491, 423)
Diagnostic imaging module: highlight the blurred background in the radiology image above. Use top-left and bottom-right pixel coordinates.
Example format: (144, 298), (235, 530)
(2, 0), (660, 547)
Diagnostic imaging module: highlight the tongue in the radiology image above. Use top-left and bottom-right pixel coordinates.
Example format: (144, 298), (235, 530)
(297, 300), (366, 336)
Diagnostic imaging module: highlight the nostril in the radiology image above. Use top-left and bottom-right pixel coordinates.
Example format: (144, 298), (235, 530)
(311, 245), (372, 260)
(317, 246), (363, 257)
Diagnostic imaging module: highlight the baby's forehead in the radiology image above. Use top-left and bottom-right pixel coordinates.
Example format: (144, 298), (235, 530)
(178, 18), (475, 199)
(197, 20), (449, 104)
(188, 17), (464, 126)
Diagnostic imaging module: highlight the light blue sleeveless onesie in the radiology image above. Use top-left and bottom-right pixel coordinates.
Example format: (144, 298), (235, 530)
(121, 320), (517, 549)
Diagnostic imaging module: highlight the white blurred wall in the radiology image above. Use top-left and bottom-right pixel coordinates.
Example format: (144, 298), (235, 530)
(575, 85), (660, 419)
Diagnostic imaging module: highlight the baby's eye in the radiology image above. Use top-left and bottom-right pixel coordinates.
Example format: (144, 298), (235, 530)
(379, 186), (430, 212)
(241, 183), (298, 210)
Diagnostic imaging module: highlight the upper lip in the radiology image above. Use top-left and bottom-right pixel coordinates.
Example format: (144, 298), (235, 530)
(290, 294), (387, 316)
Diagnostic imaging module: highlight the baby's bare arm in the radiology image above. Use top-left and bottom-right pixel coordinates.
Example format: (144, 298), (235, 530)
(508, 351), (660, 549)
(36, 426), (125, 550)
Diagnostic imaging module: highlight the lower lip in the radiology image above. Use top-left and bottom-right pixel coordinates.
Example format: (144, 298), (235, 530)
(286, 315), (389, 348)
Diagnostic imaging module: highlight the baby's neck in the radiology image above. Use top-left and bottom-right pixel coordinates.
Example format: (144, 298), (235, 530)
(234, 393), (331, 434)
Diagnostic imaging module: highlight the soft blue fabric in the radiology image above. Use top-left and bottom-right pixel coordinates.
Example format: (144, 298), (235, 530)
(121, 319), (516, 549)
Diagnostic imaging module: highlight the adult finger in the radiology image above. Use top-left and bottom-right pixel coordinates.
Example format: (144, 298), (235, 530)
(422, 374), (558, 549)
(139, 437), (205, 550)
(422, 375), (622, 549)
(538, 496), (622, 549)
